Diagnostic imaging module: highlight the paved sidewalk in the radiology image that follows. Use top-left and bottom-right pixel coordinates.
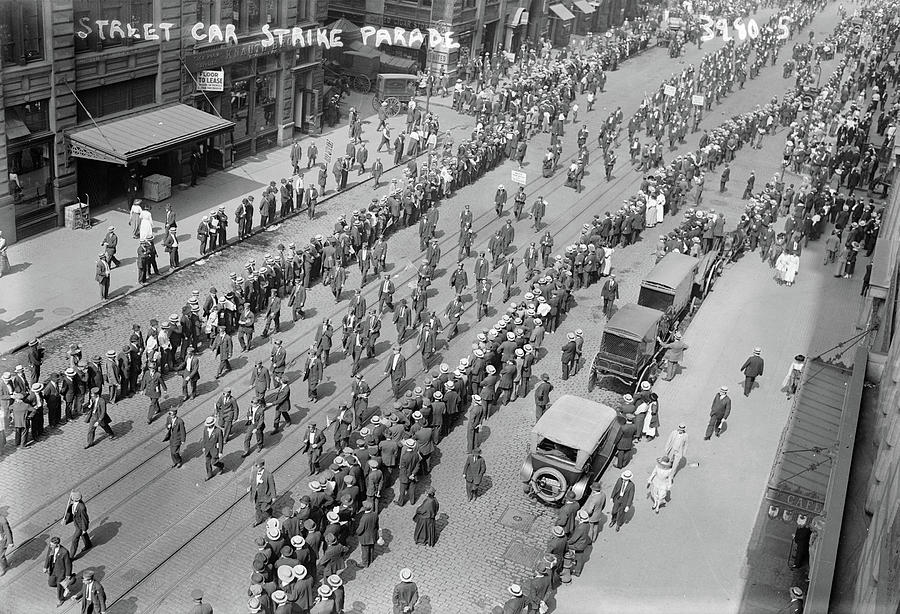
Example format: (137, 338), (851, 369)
(0, 94), (469, 355)
(0, 8), (844, 612)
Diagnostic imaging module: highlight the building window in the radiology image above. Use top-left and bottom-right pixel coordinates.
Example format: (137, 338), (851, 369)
(232, 0), (277, 33)
(255, 73), (277, 132)
(230, 60), (253, 140)
(76, 75), (157, 122)
(8, 101), (51, 134)
(74, 0), (154, 52)
(196, 0), (219, 24)
(297, 0), (314, 23)
(0, 0), (44, 64)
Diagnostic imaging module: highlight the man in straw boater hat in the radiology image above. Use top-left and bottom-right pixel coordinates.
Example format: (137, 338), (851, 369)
(392, 568), (419, 614)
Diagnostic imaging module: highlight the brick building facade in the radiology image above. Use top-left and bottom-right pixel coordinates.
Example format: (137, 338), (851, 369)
(0, 0), (326, 243)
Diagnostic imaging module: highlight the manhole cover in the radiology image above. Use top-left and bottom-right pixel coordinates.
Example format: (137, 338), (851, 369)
(502, 539), (544, 568)
(53, 307), (74, 316)
(498, 507), (535, 532)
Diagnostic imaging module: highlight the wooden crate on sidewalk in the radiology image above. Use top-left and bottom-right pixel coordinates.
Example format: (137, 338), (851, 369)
(143, 174), (171, 202)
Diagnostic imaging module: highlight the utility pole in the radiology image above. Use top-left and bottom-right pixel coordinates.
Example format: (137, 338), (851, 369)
(426, 19), (449, 114)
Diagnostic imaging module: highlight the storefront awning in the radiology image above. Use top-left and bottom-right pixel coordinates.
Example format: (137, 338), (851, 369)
(509, 7), (530, 26)
(67, 104), (234, 166)
(4, 110), (31, 140)
(765, 358), (851, 520)
(549, 4), (576, 20)
(574, 0), (596, 14)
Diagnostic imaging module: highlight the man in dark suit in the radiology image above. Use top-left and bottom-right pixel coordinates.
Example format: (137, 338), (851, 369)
(395, 439), (420, 506)
(140, 362), (166, 423)
(378, 275), (395, 313)
(567, 511), (592, 575)
(200, 416), (225, 480)
(43, 536), (73, 606)
(60, 367), (83, 421)
(163, 407), (187, 468)
(534, 373), (553, 421)
(242, 399), (266, 457)
(181, 347), (200, 401)
(385, 346), (407, 398)
(303, 350), (323, 402)
(187, 589), (214, 614)
(26, 338), (45, 383)
(740, 347), (765, 396)
(463, 448), (486, 501)
(561, 333), (577, 380)
(96, 253), (111, 300)
(355, 501), (380, 567)
(270, 339), (287, 381)
(76, 569), (108, 614)
(614, 414), (637, 468)
(44, 373), (63, 428)
(84, 387), (115, 448)
(211, 325), (233, 378)
(705, 386), (732, 439)
(268, 376), (292, 434)
(300, 423), (326, 473)
(163, 226), (180, 268)
(609, 470), (634, 532)
(249, 459), (277, 526)
(214, 388), (238, 442)
(64, 491), (92, 559)
(501, 258), (518, 302)
(601, 274), (619, 318)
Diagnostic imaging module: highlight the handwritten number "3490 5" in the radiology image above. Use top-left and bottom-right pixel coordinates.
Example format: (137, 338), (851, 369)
(698, 15), (791, 42)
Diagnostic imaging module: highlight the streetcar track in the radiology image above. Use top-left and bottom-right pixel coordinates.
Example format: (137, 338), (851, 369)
(7, 22), (798, 608)
(93, 43), (802, 612)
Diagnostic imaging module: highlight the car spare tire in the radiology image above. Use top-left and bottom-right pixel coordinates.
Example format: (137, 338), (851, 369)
(531, 466), (570, 504)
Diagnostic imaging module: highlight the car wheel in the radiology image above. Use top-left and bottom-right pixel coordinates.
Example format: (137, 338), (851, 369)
(531, 466), (569, 504)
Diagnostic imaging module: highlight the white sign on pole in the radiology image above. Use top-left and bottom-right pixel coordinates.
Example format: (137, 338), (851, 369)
(664, 84), (677, 97)
(197, 70), (224, 92)
(324, 139), (334, 164)
(692, 94), (705, 106)
(511, 170), (527, 185)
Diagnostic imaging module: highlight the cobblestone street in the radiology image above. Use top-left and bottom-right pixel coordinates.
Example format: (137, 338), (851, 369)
(0, 4), (869, 613)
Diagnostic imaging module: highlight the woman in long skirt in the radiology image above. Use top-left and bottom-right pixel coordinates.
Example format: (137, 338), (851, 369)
(781, 354), (805, 398)
(645, 195), (658, 228)
(783, 253), (800, 286)
(129, 201), (143, 238)
(775, 251), (790, 283)
(413, 488), (439, 546)
(0, 230), (10, 277)
(642, 393), (660, 440)
(647, 457), (675, 513)
(139, 207), (154, 242)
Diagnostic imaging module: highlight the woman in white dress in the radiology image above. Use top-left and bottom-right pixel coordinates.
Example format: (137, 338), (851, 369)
(647, 456), (674, 513)
(139, 207), (154, 242)
(645, 193), (658, 228)
(775, 251), (790, 283)
(0, 230), (10, 277)
(783, 253), (800, 286)
(601, 246), (614, 276)
(781, 354), (805, 398)
(655, 192), (666, 225)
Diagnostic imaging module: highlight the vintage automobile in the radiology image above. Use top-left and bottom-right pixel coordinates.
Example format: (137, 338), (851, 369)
(587, 303), (664, 392)
(521, 394), (621, 504)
